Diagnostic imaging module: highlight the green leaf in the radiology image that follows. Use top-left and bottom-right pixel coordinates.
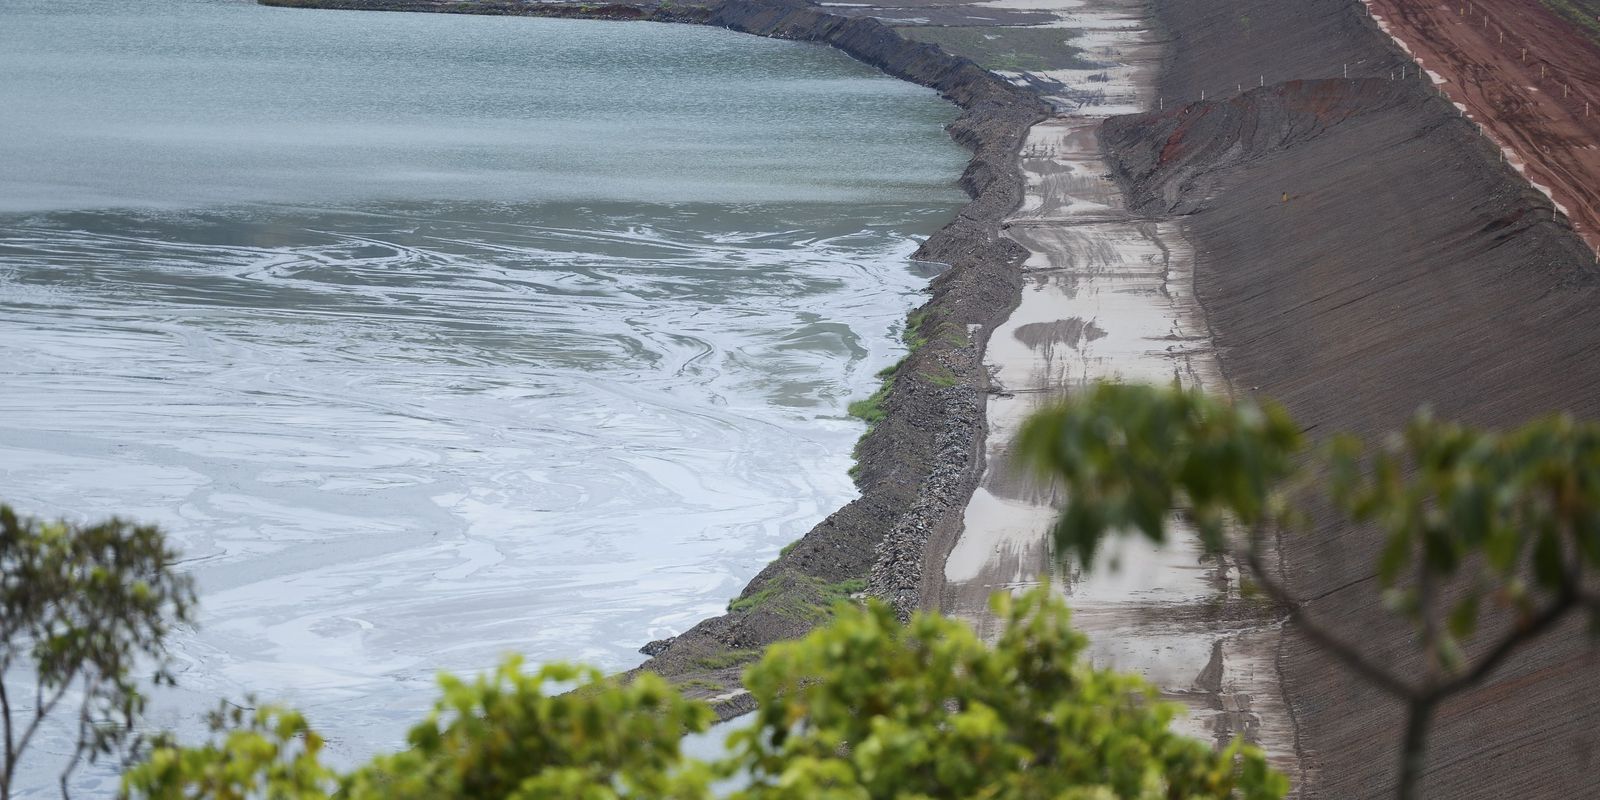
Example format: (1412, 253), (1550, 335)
(1448, 594), (1481, 640)
(1533, 530), (1566, 590)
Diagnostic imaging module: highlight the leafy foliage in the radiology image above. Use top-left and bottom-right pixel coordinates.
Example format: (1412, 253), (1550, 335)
(1327, 411), (1600, 671)
(727, 589), (1287, 800)
(124, 588), (1286, 799)
(1016, 382), (1600, 799)
(125, 661), (715, 800)
(122, 704), (334, 800)
(0, 505), (196, 799)
(1014, 382), (1303, 565)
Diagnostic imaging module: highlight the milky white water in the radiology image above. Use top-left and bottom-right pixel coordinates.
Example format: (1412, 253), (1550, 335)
(0, 0), (965, 789)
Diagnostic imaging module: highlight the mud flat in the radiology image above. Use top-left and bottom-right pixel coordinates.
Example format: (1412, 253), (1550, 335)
(1101, 0), (1600, 795)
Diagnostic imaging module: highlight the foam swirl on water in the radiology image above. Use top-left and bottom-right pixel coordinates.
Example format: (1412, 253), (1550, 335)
(0, 0), (965, 785)
(0, 201), (944, 765)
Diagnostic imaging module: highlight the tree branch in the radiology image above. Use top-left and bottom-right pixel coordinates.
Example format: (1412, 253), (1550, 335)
(1240, 530), (1418, 699)
(1, 667), (14, 776)
(1431, 590), (1578, 700)
(0, 672), (12, 800)
(1416, 551), (1440, 682)
(58, 674), (100, 800)
(10, 672), (77, 782)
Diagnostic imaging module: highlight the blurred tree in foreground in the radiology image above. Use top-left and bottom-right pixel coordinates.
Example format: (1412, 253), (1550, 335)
(123, 588), (1285, 799)
(1017, 382), (1600, 800)
(726, 588), (1284, 800)
(0, 506), (196, 800)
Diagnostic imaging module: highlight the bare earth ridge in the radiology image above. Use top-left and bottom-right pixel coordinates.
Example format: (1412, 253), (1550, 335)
(1364, 0), (1600, 254)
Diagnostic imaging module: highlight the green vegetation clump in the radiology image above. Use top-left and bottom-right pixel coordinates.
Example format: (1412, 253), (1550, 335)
(676, 678), (724, 693)
(846, 381), (892, 425)
(726, 574), (868, 621)
(690, 649), (760, 672)
(726, 584), (780, 613)
(122, 587), (1287, 800)
(824, 577), (868, 597)
(902, 307), (931, 349)
(898, 25), (1093, 72)
(925, 365), (961, 387)
(941, 322), (970, 348)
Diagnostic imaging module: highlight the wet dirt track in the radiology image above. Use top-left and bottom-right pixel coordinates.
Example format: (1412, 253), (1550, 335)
(923, 0), (1301, 777)
(1365, 0), (1600, 252)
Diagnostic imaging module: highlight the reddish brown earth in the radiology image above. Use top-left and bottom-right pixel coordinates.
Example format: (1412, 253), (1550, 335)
(1365, 0), (1600, 253)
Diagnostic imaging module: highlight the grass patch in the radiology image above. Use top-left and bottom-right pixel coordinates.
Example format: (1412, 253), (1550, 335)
(728, 585), (780, 614)
(940, 323), (970, 349)
(692, 649), (760, 671)
(727, 575), (870, 621)
(904, 308), (930, 349)
(897, 26), (1093, 72)
(676, 678), (725, 693)
(925, 366), (961, 388)
(847, 381), (893, 425)
(822, 577), (868, 599)
(779, 540), (800, 558)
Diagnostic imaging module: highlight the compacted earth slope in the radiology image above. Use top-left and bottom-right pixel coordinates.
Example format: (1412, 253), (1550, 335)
(1104, 0), (1600, 796)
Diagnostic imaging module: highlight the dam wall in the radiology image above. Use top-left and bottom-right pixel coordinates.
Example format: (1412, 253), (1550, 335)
(1103, 0), (1600, 795)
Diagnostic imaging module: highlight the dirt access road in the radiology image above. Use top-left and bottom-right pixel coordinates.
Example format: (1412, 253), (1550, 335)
(1364, 0), (1600, 253)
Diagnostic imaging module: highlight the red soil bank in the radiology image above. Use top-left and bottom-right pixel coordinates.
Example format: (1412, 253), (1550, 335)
(1365, 0), (1600, 253)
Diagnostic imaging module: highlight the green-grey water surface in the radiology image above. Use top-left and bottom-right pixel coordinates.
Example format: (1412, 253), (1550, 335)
(0, 0), (965, 789)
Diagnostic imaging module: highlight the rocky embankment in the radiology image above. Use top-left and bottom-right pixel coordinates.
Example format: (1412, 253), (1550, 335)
(1103, 0), (1600, 795)
(259, 0), (1047, 715)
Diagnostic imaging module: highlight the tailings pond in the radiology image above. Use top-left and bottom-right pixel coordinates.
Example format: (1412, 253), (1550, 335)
(0, 0), (966, 788)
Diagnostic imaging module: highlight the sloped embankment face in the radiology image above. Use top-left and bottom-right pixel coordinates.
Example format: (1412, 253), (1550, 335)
(1104, 13), (1600, 798)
